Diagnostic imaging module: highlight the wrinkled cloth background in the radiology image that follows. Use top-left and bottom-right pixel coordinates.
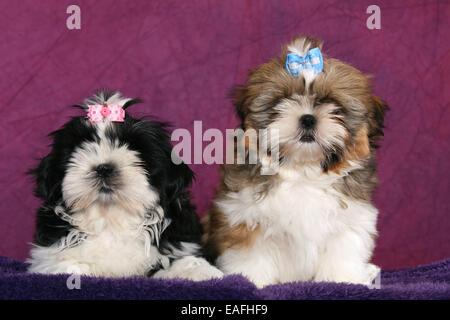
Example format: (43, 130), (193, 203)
(0, 0), (448, 270)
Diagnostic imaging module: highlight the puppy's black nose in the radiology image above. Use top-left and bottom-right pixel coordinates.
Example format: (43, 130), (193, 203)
(300, 114), (317, 130)
(95, 163), (115, 179)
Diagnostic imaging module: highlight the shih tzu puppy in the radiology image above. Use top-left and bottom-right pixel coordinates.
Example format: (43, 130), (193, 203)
(27, 90), (222, 280)
(202, 36), (387, 287)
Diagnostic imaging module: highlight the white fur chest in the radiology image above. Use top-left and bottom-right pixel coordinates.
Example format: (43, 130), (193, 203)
(28, 204), (166, 277)
(216, 166), (378, 284)
(71, 205), (156, 274)
(220, 167), (370, 240)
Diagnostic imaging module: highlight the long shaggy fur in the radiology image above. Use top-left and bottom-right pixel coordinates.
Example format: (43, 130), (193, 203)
(202, 35), (388, 287)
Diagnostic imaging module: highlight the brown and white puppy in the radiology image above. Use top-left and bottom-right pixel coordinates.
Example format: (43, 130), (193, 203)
(202, 35), (387, 288)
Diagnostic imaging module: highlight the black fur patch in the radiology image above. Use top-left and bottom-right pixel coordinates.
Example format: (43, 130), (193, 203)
(29, 90), (203, 273)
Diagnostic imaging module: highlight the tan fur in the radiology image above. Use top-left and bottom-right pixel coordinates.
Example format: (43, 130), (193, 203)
(202, 198), (261, 259)
(329, 126), (370, 174)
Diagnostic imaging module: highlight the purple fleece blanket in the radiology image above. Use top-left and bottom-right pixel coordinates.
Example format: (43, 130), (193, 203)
(0, 256), (448, 300)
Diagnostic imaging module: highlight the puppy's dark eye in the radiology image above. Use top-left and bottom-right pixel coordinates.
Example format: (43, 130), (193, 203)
(330, 109), (343, 115)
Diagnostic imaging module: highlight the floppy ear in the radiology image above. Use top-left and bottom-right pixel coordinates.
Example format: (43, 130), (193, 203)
(232, 86), (250, 123)
(164, 156), (195, 202)
(368, 96), (389, 148)
(30, 153), (52, 200)
(29, 152), (62, 203)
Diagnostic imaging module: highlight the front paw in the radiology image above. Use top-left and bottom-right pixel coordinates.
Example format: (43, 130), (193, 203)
(66, 263), (91, 275)
(153, 256), (223, 281)
(315, 263), (381, 286)
(245, 275), (276, 289)
(28, 259), (92, 275)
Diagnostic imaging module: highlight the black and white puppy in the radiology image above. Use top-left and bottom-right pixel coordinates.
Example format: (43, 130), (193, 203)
(27, 90), (222, 280)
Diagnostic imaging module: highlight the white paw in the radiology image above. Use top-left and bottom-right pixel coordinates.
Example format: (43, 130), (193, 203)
(28, 258), (92, 275)
(153, 256), (223, 281)
(314, 262), (381, 286)
(66, 263), (91, 275)
(246, 275), (275, 288)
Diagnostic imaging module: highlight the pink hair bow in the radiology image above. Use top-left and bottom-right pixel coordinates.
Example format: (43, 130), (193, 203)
(87, 104), (125, 122)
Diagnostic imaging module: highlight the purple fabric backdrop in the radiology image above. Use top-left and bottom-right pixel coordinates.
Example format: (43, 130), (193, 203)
(0, 0), (448, 270)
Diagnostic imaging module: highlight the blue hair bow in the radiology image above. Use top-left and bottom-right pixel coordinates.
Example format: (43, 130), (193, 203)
(285, 47), (323, 77)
